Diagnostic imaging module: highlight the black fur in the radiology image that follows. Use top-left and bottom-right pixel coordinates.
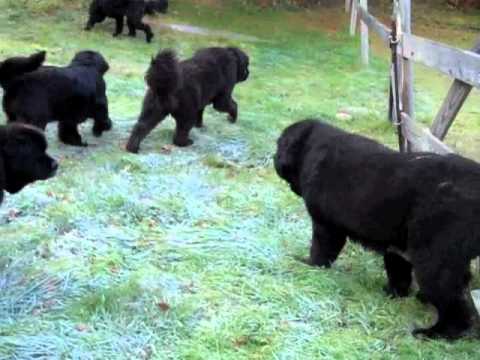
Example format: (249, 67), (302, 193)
(126, 47), (249, 153)
(274, 118), (480, 340)
(0, 123), (57, 204)
(84, 0), (168, 43)
(0, 51), (112, 146)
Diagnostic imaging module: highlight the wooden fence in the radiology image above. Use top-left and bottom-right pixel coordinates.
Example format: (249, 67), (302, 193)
(346, 0), (480, 154)
(346, 0), (480, 272)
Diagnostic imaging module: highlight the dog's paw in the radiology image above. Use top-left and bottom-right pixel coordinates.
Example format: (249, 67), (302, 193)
(294, 255), (331, 268)
(173, 138), (193, 147)
(383, 284), (409, 298)
(146, 33), (154, 43)
(126, 144), (139, 153)
(416, 291), (430, 304)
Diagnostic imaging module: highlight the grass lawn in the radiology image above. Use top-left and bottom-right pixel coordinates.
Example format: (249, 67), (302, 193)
(1, 1), (480, 358)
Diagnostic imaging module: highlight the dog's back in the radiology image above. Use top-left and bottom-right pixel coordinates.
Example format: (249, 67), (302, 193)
(176, 48), (239, 108)
(3, 62), (101, 125)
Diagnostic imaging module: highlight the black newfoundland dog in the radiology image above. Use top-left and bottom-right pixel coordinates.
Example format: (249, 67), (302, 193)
(0, 123), (57, 204)
(85, 0), (168, 43)
(126, 47), (249, 153)
(0, 51), (112, 146)
(274, 118), (480, 340)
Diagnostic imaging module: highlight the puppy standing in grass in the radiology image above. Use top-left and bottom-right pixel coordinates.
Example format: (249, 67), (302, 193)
(274, 119), (480, 340)
(0, 123), (58, 204)
(85, 0), (169, 43)
(126, 47), (249, 153)
(0, 51), (112, 147)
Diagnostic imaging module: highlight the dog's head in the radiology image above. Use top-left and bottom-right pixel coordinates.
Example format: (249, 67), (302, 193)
(71, 50), (109, 74)
(228, 47), (249, 83)
(0, 124), (57, 200)
(274, 120), (317, 196)
(145, 0), (168, 14)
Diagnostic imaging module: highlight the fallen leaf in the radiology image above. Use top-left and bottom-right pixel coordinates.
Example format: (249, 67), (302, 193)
(157, 302), (170, 312)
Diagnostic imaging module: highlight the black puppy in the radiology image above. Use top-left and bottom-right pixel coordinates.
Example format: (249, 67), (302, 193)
(126, 47), (249, 153)
(274, 118), (480, 340)
(0, 123), (57, 204)
(85, 0), (168, 43)
(0, 51), (112, 146)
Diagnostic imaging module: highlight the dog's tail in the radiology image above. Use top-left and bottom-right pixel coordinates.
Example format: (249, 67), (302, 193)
(145, 49), (181, 101)
(0, 51), (46, 89)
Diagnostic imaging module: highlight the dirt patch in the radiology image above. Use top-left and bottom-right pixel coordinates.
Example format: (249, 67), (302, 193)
(149, 19), (267, 42)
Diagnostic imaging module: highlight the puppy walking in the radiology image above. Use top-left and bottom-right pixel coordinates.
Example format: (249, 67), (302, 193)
(85, 0), (168, 43)
(275, 119), (480, 340)
(0, 51), (112, 146)
(126, 47), (249, 153)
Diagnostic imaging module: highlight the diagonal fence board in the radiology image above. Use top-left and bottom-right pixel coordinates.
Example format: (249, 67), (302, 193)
(431, 39), (480, 140)
(401, 113), (454, 154)
(356, 6), (390, 46)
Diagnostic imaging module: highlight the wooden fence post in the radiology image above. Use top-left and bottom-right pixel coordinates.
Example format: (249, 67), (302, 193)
(350, 0), (358, 36)
(360, 0), (369, 65)
(399, 0), (415, 151)
(431, 38), (480, 140)
(345, 0), (351, 13)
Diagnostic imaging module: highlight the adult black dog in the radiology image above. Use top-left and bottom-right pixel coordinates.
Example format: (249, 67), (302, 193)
(274, 118), (480, 340)
(0, 123), (57, 204)
(0, 51), (112, 146)
(85, 0), (168, 43)
(126, 47), (249, 153)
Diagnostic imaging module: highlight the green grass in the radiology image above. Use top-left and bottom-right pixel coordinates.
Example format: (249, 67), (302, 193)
(1, 1), (480, 359)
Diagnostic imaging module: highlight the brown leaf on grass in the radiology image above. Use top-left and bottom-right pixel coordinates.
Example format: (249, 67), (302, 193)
(160, 145), (174, 155)
(7, 208), (22, 220)
(233, 336), (249, 347)
(75, 323), (90, 332)
(157, 302), (170, 312)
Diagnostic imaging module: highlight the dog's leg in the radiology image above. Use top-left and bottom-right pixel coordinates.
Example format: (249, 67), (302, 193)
(383, 251), (412, 298)
(127, 16), (153, 43)
(127, 20), (136, 37)
(92, 102), (112, 137)
(113, 16), (124, 37)
(126, 110), (166, 153)
(412, 249), (479, 339)
(58, 122), (86, 147)
(301, 220), (346, 267)
(213, 94), (238, 123)
(84, 7), (105, 30)
(173, 116), (194, 147)
(195, 109), (204, 128)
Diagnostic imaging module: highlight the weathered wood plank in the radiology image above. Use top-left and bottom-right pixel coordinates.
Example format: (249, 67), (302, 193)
(356, 6), (390, 45)
(402, 33), (480, 88)
(345, 0), (351, 13)
(401, 113), (454, 154)
(431, 39), (480, 140)
(360, 0), (369, 65)
(399, 0), (415, 152)
(431, 82), (473, 140)
(350, 0), (358, 36)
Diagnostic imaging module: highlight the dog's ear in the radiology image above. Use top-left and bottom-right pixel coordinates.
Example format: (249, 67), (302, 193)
(274, 121), (317, 195)
(227, 47), (249, 82)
